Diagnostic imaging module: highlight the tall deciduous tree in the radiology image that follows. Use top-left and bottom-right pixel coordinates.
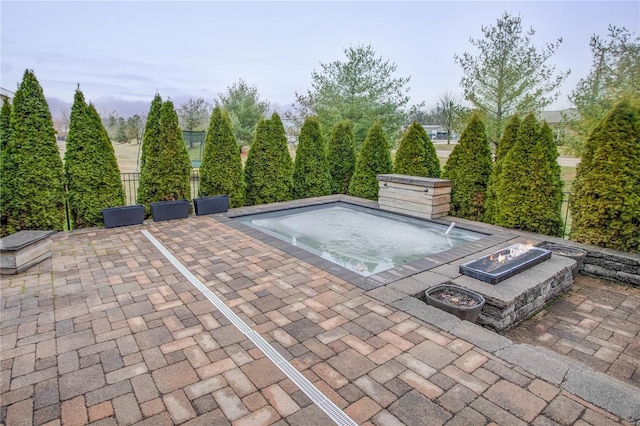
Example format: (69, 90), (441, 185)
(394, 123), (428, 177)
(199, 107), (245, 207)
(215, 79), (271, 146)
(442, 113), (492, 221)
(178, 97), (211, 146)
(455, 12), (569, 144)
(327, 120), (356, 194)
(244, 113), (293, 205)
(1, 70), (66, 235)
(570, 100), (640, 253)
(137, 100), (191, 210)
(348, 121), (393, 201)
(483, 114), (520, 223)
(434, 92), (467, 144)
(292, 116), (331, 199)
(293, 44), (414, 148)
(566, 26), (640, 155)
(65, 88), (125, 228)
(126, 114), (146, 145)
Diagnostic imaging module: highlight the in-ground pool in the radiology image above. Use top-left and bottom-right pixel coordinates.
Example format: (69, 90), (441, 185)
(237, 203), (483, 276)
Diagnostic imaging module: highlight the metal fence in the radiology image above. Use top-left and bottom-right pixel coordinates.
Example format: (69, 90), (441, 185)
(118, 172), (573, 238)
(121, 170), (201, 205)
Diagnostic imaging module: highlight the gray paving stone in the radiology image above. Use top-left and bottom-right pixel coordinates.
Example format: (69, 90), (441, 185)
(408, 340), (457, 370)
(59, 364), (106, 400)
(354, 312), (394, 335)
(543, 395), (586, 425)
(388, 390), (452, 426)
(406, 303), (461, 332)
(85, 380), (133, 406)
(364, 287), (406, 304)
(285, 404), (335, 426)
(562, 368), (640, 422)
(283, 318), (324, 342)
(134, 326), (173, 350)
(328, 349), (376, 380)
(56, 329), (95, 353)
(443, 407), (486, 426)
(450, 321), (511, 353)
(34, 378), (59, 409)
(113, 392), (143, 425)
(495, 344), (570, 385)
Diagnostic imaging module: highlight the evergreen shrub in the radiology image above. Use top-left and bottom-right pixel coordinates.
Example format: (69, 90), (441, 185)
(441, 113), (492, 220)
(348, 121), (393, 201)
(293, 116), (331, 199)
(327, 120), (356, 194)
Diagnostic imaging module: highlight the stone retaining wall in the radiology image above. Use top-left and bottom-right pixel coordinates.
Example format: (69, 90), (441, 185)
(582, 249), (640, 287)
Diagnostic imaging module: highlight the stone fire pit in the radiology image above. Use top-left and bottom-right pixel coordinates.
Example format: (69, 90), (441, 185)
(459, 243), (552, 284)
(450, 247), (576, 331)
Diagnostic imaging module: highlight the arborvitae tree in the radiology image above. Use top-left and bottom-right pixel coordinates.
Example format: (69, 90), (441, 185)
(199, 106), (245, 207)
(570, 100), (640, 253)
(0, 99), (12, 229)
(64, 89), (125, 228)
(244, 113), (293, 205)
(270, 113), (294, 199)
(137, 93), (163, 211)
(0, 98), (10, 151)
(483, 114), (520, 223)
(137, 100), (191, 209)
(494, 114), (543, 232)
(524, 120), (563, 236)
(348, 121), (393, 201)
(327, 120), (356, 194)
(441, 113), (492, 220)
(415, 124), (441, 178)
(1, 70), (66, 235)
(293, 116), (331, 199)
(394, 122), (428, 177)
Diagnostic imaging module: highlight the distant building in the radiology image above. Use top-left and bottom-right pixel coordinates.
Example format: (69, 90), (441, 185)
(539, 109), (578, 142)
(421, 125), (448, 141)
(1, 87), (14, 104)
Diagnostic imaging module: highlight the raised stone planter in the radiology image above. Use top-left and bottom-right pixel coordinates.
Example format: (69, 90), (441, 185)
(376, 174), (452, 219)
(0, 230), (56, 274)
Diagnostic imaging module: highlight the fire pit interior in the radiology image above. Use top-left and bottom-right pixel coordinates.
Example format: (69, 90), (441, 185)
(460, 243), (552, 284)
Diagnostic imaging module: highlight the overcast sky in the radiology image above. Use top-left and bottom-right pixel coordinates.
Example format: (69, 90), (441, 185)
(1, 1), (639, 113)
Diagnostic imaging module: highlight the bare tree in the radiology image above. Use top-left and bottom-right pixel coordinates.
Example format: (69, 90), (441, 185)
(434, 92), (467, 144)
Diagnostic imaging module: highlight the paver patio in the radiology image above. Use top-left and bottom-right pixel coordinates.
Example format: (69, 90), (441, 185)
(1, 215), (639, 425)
(507, 274), (640, 388)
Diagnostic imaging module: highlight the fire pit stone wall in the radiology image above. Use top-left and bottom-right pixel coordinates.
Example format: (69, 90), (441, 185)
(448, 254), (576, 331)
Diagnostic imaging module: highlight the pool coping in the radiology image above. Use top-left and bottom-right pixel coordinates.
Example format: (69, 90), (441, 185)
(219, 194), (517, 291)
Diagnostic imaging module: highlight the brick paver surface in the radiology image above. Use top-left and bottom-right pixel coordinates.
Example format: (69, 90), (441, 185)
(507, 274), (640, 388)
(1, 217), (636, 425)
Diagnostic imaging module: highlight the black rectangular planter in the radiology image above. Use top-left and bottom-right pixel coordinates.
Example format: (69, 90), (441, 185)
(193, 195), (229, 215)
(150, 200), (190, 222)
(102, 205), (145, 228)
